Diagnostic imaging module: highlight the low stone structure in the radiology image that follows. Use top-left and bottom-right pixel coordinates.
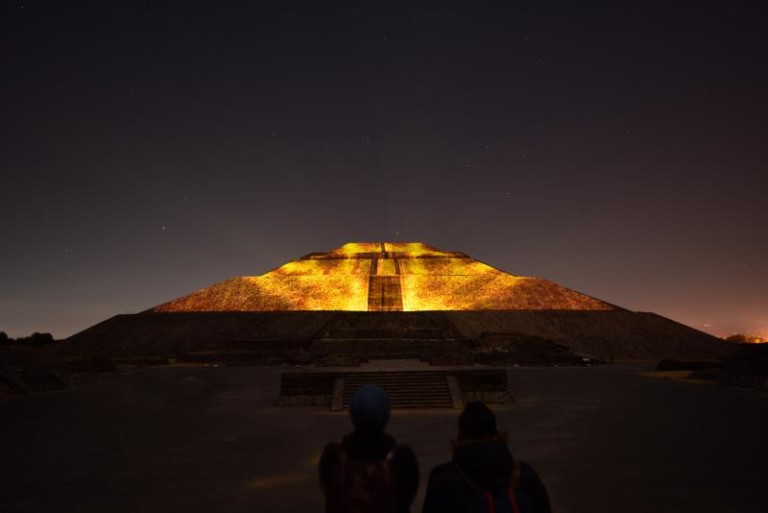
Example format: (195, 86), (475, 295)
(276, 367), (511, 409)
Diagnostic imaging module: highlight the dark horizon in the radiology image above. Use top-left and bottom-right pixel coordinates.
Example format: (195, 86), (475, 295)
(1, 4), (766, 340)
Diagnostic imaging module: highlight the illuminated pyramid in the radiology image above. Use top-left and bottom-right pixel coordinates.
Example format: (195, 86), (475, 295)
(151, 242), (616, 313)
(64, 242), (728, 362)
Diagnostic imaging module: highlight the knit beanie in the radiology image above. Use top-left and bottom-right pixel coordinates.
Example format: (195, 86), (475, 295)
(349, 384), (391, 434)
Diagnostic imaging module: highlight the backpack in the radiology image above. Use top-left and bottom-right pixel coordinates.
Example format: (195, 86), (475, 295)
(465, 489), (521, 513)
(457, 460), (526, 513)
(330, 444), (398, 513)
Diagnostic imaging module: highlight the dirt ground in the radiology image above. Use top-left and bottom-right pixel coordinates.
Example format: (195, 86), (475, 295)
(1, 364), (766, 513)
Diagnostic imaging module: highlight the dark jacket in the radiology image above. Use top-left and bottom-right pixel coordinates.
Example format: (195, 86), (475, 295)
(319, 431), (419, 513)
(422, 439), (550, 513)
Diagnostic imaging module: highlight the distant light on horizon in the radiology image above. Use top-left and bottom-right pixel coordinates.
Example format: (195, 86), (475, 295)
(723, 332), (767, 344)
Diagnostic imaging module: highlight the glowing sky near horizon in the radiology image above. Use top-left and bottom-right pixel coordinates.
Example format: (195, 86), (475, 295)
(0, 4), (766, 339)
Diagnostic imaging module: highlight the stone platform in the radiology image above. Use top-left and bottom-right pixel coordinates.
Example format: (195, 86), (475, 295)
(276, 359), (511, 409)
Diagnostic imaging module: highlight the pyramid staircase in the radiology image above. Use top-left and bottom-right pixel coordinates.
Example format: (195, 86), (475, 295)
(311, 312), (472, 365)
(338, 371), (455, 409)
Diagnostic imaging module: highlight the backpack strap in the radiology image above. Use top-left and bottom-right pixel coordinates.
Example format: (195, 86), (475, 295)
(484, 491), (496, 513)
(331, 443), (348, 484)
(454, 462), (522, 513)
(379, 447), (396, 489)
(452, 457), (521, 491)
(507, 490), (520, 513)
(510, 459), (522, 492)
(336, 443), (398, 492)
(482, 490), (520, 513)
(452, 462), (479, 492)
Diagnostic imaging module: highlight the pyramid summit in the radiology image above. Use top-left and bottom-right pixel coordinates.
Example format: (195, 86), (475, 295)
(151, 242), (616, 312)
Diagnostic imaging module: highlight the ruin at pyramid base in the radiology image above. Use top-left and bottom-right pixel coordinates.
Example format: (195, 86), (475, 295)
(61, 309), (728, 365)
(61, 242), (730, 365)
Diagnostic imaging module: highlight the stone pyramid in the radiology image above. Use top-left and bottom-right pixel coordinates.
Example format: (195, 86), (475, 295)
(63, 242), (729, 362)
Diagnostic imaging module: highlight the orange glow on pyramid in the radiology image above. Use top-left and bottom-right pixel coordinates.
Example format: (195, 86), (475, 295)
(150, 242), (617, 312)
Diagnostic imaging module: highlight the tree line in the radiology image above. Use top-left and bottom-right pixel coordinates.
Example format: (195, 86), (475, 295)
(0, 331), (55, 347)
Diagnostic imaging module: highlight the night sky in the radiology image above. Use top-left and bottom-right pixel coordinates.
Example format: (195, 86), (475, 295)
(2, 3), (766, 339)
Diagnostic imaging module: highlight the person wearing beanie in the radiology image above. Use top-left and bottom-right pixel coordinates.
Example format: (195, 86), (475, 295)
(422, 401), (551, 513)
(319, 385), (419, 513)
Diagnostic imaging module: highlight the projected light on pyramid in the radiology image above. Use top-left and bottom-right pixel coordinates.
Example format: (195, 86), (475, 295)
(151, 242), (617, 312)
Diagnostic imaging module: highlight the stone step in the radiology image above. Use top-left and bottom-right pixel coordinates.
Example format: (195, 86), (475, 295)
(324, 330), (452, 340)
(344, 384), (446, 390)
(349, 388), (449, 394)
(344, 384), (447, 391)
(345, 382), (447, 388)
(279, 369), (509, 410)
(348, 376), (445, 384)
(344, 392), (450, 403)
(343, 371), (448, 377)
(340, 370), (453, 408)
(347, 376), (445, 384)
(343, 398), (452, 408)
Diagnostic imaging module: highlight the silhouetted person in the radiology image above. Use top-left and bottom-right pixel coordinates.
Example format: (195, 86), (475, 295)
(422, 401), (551, 513)
(319, 385), (419, 513)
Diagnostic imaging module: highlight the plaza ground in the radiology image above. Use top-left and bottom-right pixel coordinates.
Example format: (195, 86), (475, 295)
(2, 364), (766, 513)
